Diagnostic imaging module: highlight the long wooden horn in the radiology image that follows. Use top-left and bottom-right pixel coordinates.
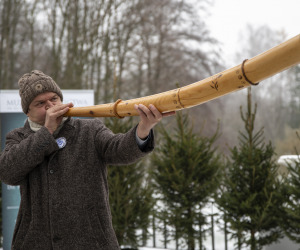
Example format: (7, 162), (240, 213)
(65, 34), (300, 118)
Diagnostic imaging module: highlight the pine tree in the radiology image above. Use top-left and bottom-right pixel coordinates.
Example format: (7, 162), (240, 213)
(215, 87), (283, 250)
(289, 65), (300, 128)
(151, 111), (222, 250)
(105, 117), (154, 249)
(280, 132), (300, 243)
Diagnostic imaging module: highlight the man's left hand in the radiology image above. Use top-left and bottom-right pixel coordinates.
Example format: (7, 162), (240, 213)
(134, 104), (176, 139)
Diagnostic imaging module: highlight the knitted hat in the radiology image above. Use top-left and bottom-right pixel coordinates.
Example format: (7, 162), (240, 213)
(18, 70), (63, 114)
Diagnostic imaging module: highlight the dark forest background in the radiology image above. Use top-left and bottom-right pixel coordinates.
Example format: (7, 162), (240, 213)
(1, 0), (300, 155)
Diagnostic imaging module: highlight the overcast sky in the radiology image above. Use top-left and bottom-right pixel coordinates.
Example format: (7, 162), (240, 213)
(206, 0), (299, 64)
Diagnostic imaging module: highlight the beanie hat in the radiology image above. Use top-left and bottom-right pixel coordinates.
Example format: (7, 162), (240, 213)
(18, 70), (63, 114)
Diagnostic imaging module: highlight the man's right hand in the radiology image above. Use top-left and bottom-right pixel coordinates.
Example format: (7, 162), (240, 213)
(44, 103), (74, 134)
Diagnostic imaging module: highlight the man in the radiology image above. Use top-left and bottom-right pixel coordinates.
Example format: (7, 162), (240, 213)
(0, 70), (175, 250)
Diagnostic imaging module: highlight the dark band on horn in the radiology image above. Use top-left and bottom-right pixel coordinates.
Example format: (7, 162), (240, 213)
(113, 99), (125, 119)
(242, 59), (260, 86)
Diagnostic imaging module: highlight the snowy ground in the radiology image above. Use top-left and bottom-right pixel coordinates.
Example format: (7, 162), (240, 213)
(136, 202), (236, 250)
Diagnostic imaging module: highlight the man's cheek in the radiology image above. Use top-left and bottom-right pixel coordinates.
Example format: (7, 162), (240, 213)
(39, 110), (47, 119)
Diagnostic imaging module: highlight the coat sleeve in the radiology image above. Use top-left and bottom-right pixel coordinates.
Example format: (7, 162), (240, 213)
(93, 119), (155, 166)
(0, 127), (59, 186)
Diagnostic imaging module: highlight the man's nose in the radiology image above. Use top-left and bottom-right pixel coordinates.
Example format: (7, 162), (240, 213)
(45, 100), (54, 110)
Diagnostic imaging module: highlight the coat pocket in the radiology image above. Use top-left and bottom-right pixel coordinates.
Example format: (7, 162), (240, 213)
(86, 205), (108, 247)
(12, 212), (31, 250)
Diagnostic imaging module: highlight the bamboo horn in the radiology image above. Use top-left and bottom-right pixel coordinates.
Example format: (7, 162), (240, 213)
(64, 34), (300, 118)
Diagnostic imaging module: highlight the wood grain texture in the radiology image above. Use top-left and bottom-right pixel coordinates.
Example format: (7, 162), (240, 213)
(64, 34), (300, 118)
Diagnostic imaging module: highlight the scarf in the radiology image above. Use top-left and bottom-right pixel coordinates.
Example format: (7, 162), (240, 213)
(28, 117), (68, 137)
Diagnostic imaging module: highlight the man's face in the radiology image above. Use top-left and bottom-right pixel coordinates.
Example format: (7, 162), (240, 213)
(27, 92), (62, 125)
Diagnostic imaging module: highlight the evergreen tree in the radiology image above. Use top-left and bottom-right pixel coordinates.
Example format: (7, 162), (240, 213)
(151, 111), (222, 250)
(105, 117), (154, 249)
(289, 65), (300, 128)
(215, 87), (283, 250)
(280, 132), (300, 244)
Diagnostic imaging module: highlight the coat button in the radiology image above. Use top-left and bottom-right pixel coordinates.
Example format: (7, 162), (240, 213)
(49, 169), (54, 174)
(53, 236), (62, 243)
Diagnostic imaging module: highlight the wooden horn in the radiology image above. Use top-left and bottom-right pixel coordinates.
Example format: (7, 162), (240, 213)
(64, 34), (300, 118)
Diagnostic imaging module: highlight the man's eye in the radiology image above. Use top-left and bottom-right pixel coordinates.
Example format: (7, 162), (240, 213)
(52, 98), (57, 101)
(37, 102), (43, 106)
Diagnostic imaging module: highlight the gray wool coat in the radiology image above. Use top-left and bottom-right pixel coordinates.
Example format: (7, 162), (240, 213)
(0, 117), (154, 250)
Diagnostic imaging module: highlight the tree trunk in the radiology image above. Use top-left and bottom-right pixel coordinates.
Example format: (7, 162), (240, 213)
(152, 215), (156, 248)
(164, 218), (167, 249)
(211, 214), (215, 250)
(142, 228), (146, 246)
(187, 207), (195, 250)
(224, 219), (228, 250)
(199, 224), (203, 250)
(251, 230), (255, 250)
(238, 229), (241, 250)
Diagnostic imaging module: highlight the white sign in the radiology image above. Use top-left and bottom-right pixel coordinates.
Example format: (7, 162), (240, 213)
(0, 90), (94, 113)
